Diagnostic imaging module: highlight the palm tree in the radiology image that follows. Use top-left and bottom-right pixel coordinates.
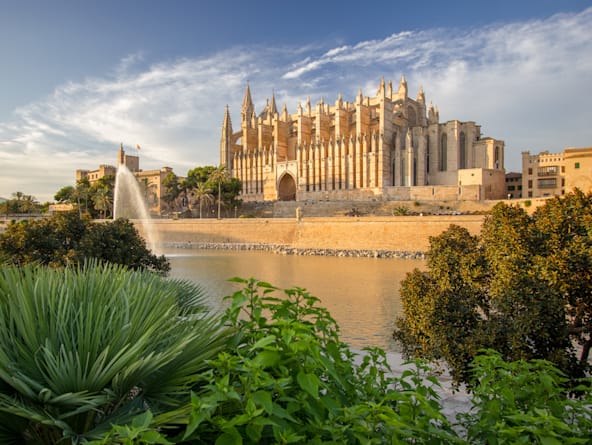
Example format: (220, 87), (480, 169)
(208, 165), (229, 219)
(0, 262), (230, 444)
(92, 187), (113, 219)
(192, 182), (214, 219)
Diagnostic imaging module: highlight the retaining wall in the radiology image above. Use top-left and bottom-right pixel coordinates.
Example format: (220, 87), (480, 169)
(141, 215), (485, 253)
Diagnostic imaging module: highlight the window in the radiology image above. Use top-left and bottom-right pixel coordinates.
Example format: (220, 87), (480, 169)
(440, 133), (447, 171)
(459, 132), (466, 169)
(575, 162), (581, 169)
(538, 178), (557, 189)
(528, 180), (533, 188)
(528, 168), (533, 175)
(561, 166), (565, 173)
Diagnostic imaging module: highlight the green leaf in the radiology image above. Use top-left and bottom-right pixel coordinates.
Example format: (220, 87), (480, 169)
(252, 350), (281, 368)
(252, 390), (273, 414)
(215, 429), (243, 445)
(297, 371), (319, 398)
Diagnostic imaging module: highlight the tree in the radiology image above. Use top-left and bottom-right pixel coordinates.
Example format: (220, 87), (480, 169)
(208, 165), (229, 219)
(161, 171), (182, 213)
(192, 182), (214, 219)
(394, 190), (592, 385)
(0, 211), (169, 274)
(92, 187), (112, 219)
(54, 185), (76, 203)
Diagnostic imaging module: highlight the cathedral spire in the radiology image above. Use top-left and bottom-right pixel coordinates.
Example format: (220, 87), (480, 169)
(387, 80), (393, 98)
(377, 76), (386, 96)
(398, 74), (408, 98)
(356, 89), (363, 104)
(241, 84), (254, 118)
(222, 104), (233, 134)
(417, 86), (425, 103)
(270, 91), (278, 115)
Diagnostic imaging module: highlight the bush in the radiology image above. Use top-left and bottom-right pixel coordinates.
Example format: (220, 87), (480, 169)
(0, 211), (169, 274)
(395, 191), (592, 385)
(0, 262), (230, 444)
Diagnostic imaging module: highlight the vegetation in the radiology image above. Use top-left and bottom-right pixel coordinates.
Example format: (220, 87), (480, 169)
(0, 191), (45, 214)
(394, 189), (592, 385)
(54, 176), (115, 218)
(0, 262), (230, 444)
(0, 268), (589, 444)
(160, 166), (241, 217)
(92, 279), (592, 444)
(0, 211), (169, 274)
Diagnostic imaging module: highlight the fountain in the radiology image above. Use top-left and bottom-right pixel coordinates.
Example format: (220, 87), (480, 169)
(113, 164), (161, 254)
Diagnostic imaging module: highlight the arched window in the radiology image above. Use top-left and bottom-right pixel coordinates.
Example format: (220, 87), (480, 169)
(440, 133), (447, 171)
(495, 146), (500, 169)
(459, 132), (466, 169)
(426, 135), (430, 174)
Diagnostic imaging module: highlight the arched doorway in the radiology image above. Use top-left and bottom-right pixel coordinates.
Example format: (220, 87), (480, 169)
(278, 174), (296, 201)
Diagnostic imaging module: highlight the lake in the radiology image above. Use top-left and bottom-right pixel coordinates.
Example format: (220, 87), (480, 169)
(165, 248), (424, 352)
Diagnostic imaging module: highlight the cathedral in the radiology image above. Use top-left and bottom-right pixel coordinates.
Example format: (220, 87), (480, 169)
(220, 76), (506, 202)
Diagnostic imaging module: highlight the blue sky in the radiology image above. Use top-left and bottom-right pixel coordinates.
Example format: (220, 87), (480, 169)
(1, 0), (591, 202)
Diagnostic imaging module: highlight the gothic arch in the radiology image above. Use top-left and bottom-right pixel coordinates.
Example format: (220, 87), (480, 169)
(407, 106), (417, 127)
(459, 131), (467, 169)
(440, 133), (447, 171)
(277, 173), (297, 201)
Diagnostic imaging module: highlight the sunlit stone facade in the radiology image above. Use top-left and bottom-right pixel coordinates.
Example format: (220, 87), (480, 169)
(220, 76), (506, 202)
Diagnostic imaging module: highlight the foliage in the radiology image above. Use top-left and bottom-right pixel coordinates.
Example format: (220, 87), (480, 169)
(170, 278), (459, 444)
(0, 191), (43, 214)
(460, 350), (592, 444)
(0, 262), (230, 445)
(394, 190), (592, 385)
(92, 280), (592, 445)
(0, 211), (170, 274)
(54, 185), (76, 203)
(183, 165), (241, 218)
(192, 182), (214, 219)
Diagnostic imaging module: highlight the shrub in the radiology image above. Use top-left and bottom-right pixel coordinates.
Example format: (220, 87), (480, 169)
(0, 211), (169, 274)
(0, 262), (230, 444)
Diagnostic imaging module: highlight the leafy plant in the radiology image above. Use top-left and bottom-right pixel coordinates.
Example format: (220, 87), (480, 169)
(0, 262), (230, 444)
(460, 350), (592, 444)
(176, 278), (459, 444)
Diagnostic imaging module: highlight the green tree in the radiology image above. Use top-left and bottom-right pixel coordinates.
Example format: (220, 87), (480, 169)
(395, 190), (592, 385)
(0, 262), (230, 444)
(54, 185), (76, 203)
(192, 182), (214, 219)
(161, 171), (182, 213)
(92, 187), (113, 219)
(208, 165), (229, 219)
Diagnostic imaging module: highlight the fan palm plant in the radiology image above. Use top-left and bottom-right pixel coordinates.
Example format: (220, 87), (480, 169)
(0, 262), (230, 444)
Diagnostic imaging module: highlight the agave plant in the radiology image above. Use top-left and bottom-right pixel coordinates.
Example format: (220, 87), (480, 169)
(0, 262), (230, 444)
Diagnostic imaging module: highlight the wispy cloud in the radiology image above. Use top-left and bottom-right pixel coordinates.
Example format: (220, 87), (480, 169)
(1, 8), (591, 201)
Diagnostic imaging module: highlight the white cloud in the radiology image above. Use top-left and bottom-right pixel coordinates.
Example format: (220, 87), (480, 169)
(1, 8), (591, 202)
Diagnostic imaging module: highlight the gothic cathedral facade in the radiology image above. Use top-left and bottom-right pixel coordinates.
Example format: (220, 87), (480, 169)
(220, 76), (506, 202)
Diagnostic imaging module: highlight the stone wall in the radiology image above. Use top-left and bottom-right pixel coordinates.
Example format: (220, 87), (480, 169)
(144, 215), (484, 253)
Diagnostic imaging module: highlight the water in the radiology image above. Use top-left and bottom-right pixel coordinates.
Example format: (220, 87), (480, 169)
(166, 248), (424, 352)
(113, 165), (161, 253)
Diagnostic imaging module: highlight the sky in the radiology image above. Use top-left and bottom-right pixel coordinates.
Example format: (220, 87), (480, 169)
(1, 0), (591, 202)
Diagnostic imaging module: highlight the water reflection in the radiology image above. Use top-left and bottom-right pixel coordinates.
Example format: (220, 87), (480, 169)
(165, 249), (424, 352)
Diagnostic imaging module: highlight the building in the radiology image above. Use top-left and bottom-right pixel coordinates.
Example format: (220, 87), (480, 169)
(521, 147), (592, 198)
(76, 145), (174, 216)
(505, 172), (522, 199)
(220, 76), (506, 202)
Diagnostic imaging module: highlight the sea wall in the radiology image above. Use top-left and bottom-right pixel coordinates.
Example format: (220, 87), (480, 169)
(140, 215), (485, 254)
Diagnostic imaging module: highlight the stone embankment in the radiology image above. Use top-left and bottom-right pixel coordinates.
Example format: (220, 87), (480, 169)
(165, 241), (425, 259)
(146, 215), (486, 258)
